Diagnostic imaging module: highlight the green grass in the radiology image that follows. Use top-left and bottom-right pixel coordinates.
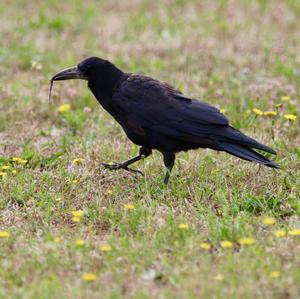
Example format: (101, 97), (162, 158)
(0, 0), (300, 298)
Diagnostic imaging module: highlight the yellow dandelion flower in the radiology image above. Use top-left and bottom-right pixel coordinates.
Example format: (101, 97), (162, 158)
(252, 108), (263, 116)
(0, 172), (7, 177)
(0, 231), (10, 238)
(274, 230), (286, 238)
(214, 274), (223, 281)
(53, 237), (60, 243)
(220, 108), (226, 114)
(11, 170), (17, 175)
(75, 239), (85, 246)
(72, 158), (85, 165)
(178, 223), (188, 229)
(238, 238), (255, 245)
(284, 114), (297, 121)
(72, 210), (84, 217)
(124, 204), (135, 210)
(288, 229), (300, 236)
(262, 217), (276, 225)
(99, 244), (112, 252)
(1, 165), (10, 170)
(11, 157), (27, 164)
(281, 96), (290, 101)
(72, 216), (82, 223)
(200, 242), (211, 250)
(220, 240), (233, 249)
(82, 273), (97, 281)
(270, 271), (280, 278)
(275, 103), (282, 108)
(58, 103), (71, 113)
(263, 111), (277, 117)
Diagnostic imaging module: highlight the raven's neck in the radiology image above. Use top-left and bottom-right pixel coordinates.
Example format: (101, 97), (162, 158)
(88, 65), (124, 104)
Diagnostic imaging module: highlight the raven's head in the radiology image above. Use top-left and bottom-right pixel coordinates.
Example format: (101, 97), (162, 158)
(49, 57), (123, 102)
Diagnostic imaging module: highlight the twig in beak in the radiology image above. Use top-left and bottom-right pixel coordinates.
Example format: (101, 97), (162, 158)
(48, 79), (54, 103)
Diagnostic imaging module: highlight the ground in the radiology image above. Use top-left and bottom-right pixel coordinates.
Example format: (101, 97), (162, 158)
(0, 0), (300, 298)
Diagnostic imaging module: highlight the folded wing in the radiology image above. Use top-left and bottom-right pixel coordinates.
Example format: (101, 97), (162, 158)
(112, 74), (276, 160)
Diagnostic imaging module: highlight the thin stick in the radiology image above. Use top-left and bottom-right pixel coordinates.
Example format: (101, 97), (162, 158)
(48, 79), (54, 103)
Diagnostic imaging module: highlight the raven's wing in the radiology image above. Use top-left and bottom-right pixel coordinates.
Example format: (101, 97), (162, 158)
(112, 74), (276, 155)
(112, 74), (228, 142)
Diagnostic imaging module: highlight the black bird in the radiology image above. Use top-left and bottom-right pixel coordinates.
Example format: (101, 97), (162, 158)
(49, 57), (278, 184)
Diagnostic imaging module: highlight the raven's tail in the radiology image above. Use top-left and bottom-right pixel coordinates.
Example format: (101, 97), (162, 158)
(218, 142), (279, 169)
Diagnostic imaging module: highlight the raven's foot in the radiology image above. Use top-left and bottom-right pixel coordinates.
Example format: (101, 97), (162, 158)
(101, 162), (144, 176)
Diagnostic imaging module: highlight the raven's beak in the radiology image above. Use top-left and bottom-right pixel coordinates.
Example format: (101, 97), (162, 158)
(48, 66), (87, 103)
(50, 66), (87, 81)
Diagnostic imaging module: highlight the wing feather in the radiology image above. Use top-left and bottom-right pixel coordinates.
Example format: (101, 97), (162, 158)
(112, 74), (228, 141)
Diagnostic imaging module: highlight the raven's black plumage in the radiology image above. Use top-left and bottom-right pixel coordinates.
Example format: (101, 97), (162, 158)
(50, 57), (278, 184)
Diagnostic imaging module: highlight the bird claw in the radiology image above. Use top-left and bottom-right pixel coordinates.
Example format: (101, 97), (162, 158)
(101, 162), (121, 170)
(101, 162), (144, 176)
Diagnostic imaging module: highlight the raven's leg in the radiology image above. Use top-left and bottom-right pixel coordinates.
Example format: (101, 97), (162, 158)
(163, 152), (175, 185)
(101, 147), (152, 175)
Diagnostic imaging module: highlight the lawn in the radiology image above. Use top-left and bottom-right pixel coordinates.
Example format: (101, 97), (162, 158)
(0, 0), (300, 298)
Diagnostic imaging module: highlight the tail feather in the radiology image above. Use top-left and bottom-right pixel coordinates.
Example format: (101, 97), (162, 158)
(219, 126), (276, 155)
(218, 142), (279, 169)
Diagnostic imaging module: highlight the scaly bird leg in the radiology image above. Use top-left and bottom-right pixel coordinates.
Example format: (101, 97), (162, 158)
(163, 164), (174, 185)
(163, 152), (175, 185)
(101, 156), (144, 175)
(101, 147), (152, 176)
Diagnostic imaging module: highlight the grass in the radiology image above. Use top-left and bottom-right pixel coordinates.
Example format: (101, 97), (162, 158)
(0, 0), (300, 298)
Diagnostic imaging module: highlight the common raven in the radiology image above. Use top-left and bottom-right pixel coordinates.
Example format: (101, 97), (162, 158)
(49, 57), (278, 184)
